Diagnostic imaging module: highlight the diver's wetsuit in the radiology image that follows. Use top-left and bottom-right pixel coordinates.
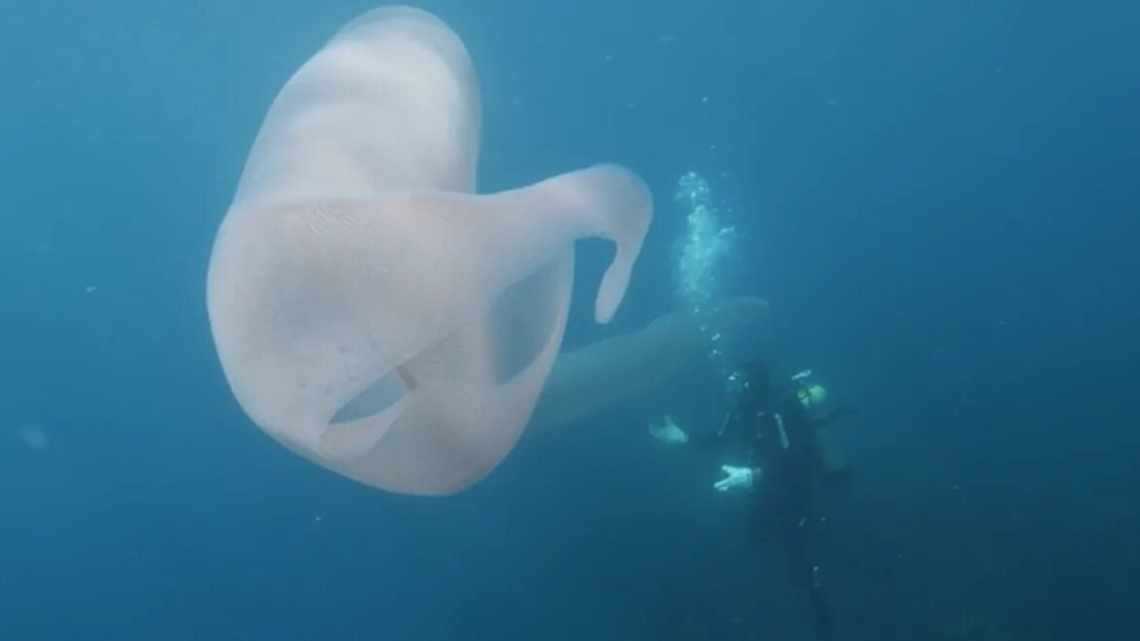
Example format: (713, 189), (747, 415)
(704, 364), (851, 641)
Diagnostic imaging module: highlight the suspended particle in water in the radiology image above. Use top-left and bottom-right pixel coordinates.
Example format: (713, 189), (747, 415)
(18, 425), (49, 451)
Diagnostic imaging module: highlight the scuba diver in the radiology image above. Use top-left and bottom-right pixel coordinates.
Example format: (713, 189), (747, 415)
(650, 361), (853, 641)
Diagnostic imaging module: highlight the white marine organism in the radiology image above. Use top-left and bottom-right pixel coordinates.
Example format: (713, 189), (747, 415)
(207, 7), (651, 495)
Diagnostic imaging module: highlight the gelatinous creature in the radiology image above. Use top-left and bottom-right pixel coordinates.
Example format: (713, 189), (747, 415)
(207, 7), (651, 495)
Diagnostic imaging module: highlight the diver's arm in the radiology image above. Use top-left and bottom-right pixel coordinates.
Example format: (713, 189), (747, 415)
(688, 427), (730, 453)
(529, 296), (771, 433)
(687, 401), (747, 453)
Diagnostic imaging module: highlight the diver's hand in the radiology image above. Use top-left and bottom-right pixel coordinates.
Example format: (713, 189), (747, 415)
(648, 415), (689, 445)
(714, 465), (757, 492)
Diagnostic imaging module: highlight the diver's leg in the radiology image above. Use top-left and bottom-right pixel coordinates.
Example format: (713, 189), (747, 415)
(781, 465), (838, 640)
(807, 564), (836, 641)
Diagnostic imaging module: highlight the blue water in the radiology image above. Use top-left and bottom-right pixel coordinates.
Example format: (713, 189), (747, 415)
(2, 1), (1138, 639)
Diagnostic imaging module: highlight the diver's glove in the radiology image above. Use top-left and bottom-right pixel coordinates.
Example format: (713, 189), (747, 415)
(714, 465), (758, 492)
(648, 415), (689, 445)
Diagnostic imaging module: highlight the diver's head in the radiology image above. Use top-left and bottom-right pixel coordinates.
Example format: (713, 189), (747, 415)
(797, 383), (829, 409)
(791, 369), (830, 416)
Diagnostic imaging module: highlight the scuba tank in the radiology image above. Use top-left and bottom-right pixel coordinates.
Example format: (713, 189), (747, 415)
(790, 370), (849, 479)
